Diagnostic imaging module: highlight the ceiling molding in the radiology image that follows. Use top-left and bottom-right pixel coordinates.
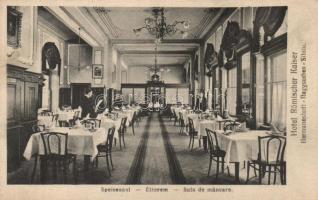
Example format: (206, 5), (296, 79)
(129, 64), (183, 68)
(72, 7), (107, 42)
(202, 8), (237, 41)
(85, 7), (114, 40)
(44, 6), (100, 47)
(60, 7), (105, 46)
(122, 54), (191, 58)
(37, 17), (71, 41)
(118, 50), (194, 55)
(93, 7), (120, 38)
(111, 39), (203, 45)
(191, 8), (220, 38)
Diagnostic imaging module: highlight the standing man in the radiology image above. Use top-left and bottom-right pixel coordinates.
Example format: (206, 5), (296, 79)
(80, 88), (97, 119)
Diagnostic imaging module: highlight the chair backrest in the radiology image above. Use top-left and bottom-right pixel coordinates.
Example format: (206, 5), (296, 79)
(131, 112), (137, 124)
(258, 135), (286, 164)
(206, 128), (220, 153)
(39, 111), (53, 116)
(32, 124), (45, 133)
(73, 111), (80, 120)
(119, 117), (127, 133)
(82, 119), (101, 128)
(178, 112), (183, 120)
(105, 127), (115, 152)
(40, 132), (68, 155)
(173, 110), (177, 117)
(188, 118), (196, 136)
(179, 112), (185, 126)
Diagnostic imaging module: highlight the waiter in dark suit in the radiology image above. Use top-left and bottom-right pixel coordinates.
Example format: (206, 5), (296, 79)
(80, 88), (97, 119)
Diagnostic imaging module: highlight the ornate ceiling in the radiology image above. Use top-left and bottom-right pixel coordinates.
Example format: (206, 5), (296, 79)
(45, 6), (227, 68)
(85, 7), (221, 40)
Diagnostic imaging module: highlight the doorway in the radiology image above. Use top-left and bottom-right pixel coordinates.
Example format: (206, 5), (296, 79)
(71, 83), (91, 109)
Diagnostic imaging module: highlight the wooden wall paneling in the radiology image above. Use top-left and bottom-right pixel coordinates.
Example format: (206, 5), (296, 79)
(7, 65), (42, 171)
(24, 82), (38, 121)
(7, 126), (22, 172)
(7, 78), (21, 126)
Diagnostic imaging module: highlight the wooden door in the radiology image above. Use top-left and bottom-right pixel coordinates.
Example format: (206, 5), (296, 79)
(24, 82), (38, 121)
(7, 78), (21, 126)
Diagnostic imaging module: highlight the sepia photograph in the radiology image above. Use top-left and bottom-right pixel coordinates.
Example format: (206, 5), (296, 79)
(1, 0), (318, 200)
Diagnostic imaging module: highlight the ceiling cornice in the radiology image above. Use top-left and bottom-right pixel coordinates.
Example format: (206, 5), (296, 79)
(44, 6), (100, 47)
(202, 8), (237, 42)
(122, 54), (191, 58)
(61, 7), (105, 46)
(191, 8), (221, 38)
(37, 17), (70, 41)
(118, 50), (194, 55)
(93, 7), (120, 38)
(111, 39), (203, 45)
(129, 64), (183, 68)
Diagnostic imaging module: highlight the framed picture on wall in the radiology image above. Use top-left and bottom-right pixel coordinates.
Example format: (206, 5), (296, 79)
(7, 7), (22, 48)
(92, 64), (103, 78)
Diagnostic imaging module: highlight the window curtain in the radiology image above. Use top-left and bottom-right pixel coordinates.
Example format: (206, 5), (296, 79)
(256, 58), (265, 124)
(268, 52), (287, 131)
(228, 68), (237, 115)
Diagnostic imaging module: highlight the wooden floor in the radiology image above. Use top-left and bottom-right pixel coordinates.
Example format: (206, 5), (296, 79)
(7, 112), (282, 185)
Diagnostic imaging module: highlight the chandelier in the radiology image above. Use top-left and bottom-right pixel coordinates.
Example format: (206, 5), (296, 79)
(133, 8), (190, 43)
(151, 43), (160, 81)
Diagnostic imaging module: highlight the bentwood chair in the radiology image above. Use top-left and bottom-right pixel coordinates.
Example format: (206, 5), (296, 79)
(58, 115), (71, 127)
(206, 128), (230, 179)
(130, 112), (138, 135)
(178, 112), (186, 135)
(118, 117), (128, 150)
(94, 127), (116, 176)
(39, 132), (77, 184)
(69, 111), (80, 126)
(29, 125), (46, 183)
(188, 118), (201, 150)
(172, 110), (179, 126)
(246, 135), (286, 184)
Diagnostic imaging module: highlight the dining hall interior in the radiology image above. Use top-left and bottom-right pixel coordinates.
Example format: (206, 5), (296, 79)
(6, 6), (287, 185)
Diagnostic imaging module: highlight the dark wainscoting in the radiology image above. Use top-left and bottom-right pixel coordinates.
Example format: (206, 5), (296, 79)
(7, 64), (43, 172)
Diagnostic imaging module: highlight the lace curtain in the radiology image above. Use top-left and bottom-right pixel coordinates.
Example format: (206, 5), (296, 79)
(267, 51), (287, 131)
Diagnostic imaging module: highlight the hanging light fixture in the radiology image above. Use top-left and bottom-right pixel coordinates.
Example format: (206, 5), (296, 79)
(151, 43), (160, 81)
(133, 8), (190, 43)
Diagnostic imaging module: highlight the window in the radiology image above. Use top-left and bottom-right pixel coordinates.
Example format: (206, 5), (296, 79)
(241, 52), (251, 116)
(227, 67), (237, 115)
(265, 51), (287, 131)
(213, 68), (221, 110)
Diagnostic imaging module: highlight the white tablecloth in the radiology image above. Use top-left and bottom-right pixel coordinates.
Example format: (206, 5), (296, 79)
(196, 120), (217, 137)
(120, 110), (135, 125)
(38, 116), (54, 127)
(57, 111), (76, 121)
(100, 117), (122, 139)
(215, 130), (269, 166)
(23, 127), (107, 161)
